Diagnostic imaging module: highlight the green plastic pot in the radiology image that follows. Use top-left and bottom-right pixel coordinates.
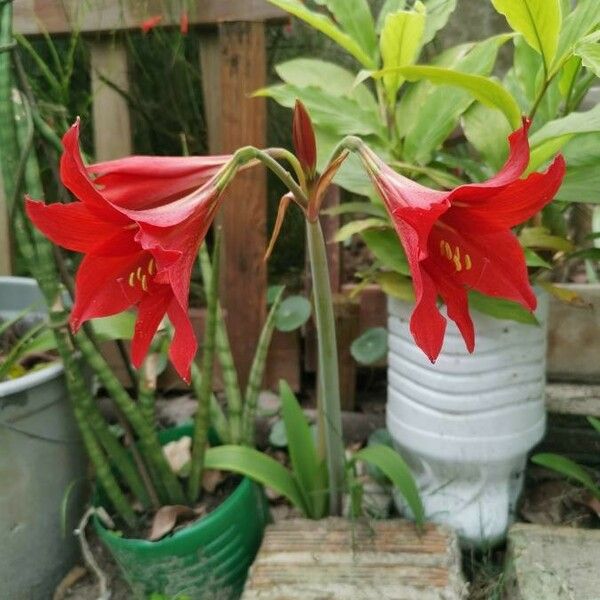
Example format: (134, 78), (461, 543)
(94, 424), (269, 599)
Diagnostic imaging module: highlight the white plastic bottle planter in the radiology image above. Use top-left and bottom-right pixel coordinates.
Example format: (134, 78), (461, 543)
(386, 294), (548, 547)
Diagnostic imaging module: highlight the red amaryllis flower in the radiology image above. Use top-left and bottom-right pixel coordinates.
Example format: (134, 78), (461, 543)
(26, 120), (231, 382)
(180, 11), (189, 35)
(360, 120), (566, 361)
(141, 15), (163, 33)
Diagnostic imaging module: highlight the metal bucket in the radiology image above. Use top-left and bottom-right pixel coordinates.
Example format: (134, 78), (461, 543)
(0, 277), (86, 599)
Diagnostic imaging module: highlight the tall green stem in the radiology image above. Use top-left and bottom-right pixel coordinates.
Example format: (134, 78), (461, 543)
(306, 220), (345, 516)
(188, 232), (221, 502)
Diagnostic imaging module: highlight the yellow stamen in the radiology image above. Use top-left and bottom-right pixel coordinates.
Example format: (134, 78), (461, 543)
(136, 267), (143, 281)
(128, 272), (136, 287)
(465, 254), (472, 270)
(453, 255), (462, 272)
(148, 259), (155, 276)
(444, 242), (452, 260)
(440, 240), (446, 256)
(141, 275), (148, 292)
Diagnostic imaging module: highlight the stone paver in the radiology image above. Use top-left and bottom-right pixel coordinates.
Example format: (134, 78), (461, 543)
(506, 523), (600, 600)
(242, 518), (467, 600)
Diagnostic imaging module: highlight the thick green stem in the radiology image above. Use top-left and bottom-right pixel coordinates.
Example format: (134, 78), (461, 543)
(241, 287), (285, 446)
(188, 232), (221, 502)
(306, 220), (345, 516)
(190, 362), (230, 444)
(75, 331), (187, 505)
(198, 243), (242, 443)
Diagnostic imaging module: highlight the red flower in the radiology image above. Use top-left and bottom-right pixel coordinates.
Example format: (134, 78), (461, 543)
(360, 120), (566, 361)
(180, 11), (189, 35)
(141, 15), (163, 33)
(26, 121), (231, 382)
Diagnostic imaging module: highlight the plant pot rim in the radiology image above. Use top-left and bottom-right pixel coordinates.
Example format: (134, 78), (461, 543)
(0, 362), (63, 398)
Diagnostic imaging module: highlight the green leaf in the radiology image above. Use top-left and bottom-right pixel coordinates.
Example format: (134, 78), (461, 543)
(361, 228), (410, 275)
(519, 226), (575, 252)
(353, 444), (424, 524)
(275, 295), (312, 332)
(557, 165), (600, 203)
(90, 312), (136, 341)
(552, 0), (600, 75)
(351, 327), (388, 365)
(280, 381), (327, 518)
(376, 0), (407, 32)
(265, 0), (376, 68)
(530, 102), (600, 148)
(532, 453), (600, 499)
(256, 84), (384, 139)
(422, 0), (457, 45)
(333, 218), (390, 243)
(322, 201), (388, 219)
(574, 39), (600, 78)
(462, 102), (512, 170)
(587, 416), (600, 435)
(314, 0), (378, 63)
(491, 0), (562, 72)
(380, 5), (426, 105)
(468, 291), (539, 325)
(204, 445), (309, 514)
(275, 58), (377, 111)
(524, 248), (552, 269)
(267, 285), (285, 305)
(373, 271), (415, 302)
(374, 65), (521, 129)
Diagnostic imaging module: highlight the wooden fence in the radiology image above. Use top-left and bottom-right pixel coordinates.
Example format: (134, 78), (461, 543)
(6, 0), (299, 389)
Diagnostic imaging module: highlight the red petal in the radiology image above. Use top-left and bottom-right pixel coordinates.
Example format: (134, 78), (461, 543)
(70, 251), (145, 330)
(430, 269), (474, 353)
(180, 11), (189, 35)
(130, 285), (172, 368)
(88, 155), (230, 209)
(292, 100), (317, 177)
(429, 214), (536, 310)
(114, 183), (221, 227)
(395, 219), (447, 362)
(452, 155), (566, 228)
(167, 296), (197, 383)
(25, 198), (118, 253)
(60, 121), (128, 224)
(141, 15), (162, 33)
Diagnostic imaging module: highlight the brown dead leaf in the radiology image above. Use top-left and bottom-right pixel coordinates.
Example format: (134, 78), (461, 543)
(148, 505), (196, 541)
(163, 436), (192, 475)
(202, 469), (226, 493)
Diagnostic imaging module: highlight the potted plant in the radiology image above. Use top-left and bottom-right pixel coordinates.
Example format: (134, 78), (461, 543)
(0, 276), (87, 600)
(260, 0), (599, 545)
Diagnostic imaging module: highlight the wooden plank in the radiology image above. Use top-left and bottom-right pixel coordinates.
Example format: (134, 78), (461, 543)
(243, 518), (467, 600)
(200, 21), (268, 389)
(90, 37), (132, 160)
(14, 0), (286, 36)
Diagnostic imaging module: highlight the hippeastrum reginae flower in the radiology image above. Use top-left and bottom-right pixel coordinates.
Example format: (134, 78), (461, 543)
(358, 119), (566, 362)
(26, 120), (234, 382)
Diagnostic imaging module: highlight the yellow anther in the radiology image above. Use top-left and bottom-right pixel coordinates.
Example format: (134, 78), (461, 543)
(454, 246), (460, 261)
(148, 259), (155, 276)
(136, 267), (143, 281)
(128, 272), (136, 287)
(444, 242), (452, 260)
(453, 255), (462, 272)
(465, 254), (472, 270)
(440, 240), (446, 256)
(141, 275), (148, 292)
